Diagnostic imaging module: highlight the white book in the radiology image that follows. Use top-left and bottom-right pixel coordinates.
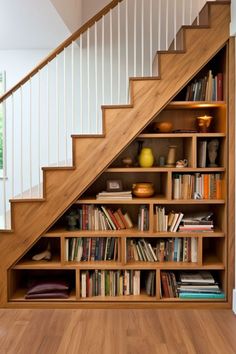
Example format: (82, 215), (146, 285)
(148, 243), (158, 262)
(173, 213), (184, 232)
(65, 239), (69, 261)
(191, 237), (198, 262)
(81, 272), (87, 298)
(170, 213), (180, 232)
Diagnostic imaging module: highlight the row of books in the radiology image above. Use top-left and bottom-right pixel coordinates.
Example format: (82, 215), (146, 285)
(155, 207), (183, 232)
(81, 270), (141, 297)
(155, 208), (214, 232)
(161, 271), (225, 299)
(127, 238), (197, 263)
(185, 71), (223, 101)
(65, 237), (118, 262)
(73, 205), (134, 230)
(173, 173), (222, 200)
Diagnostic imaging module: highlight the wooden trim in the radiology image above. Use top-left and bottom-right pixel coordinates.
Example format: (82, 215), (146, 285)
(227, 37), (235, 306)
(0, 0), (124, 104)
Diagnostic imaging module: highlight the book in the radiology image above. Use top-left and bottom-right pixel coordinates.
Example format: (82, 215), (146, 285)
(198, 140), (207, 168)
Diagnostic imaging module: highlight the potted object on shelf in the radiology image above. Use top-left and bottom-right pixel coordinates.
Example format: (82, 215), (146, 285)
(165, 145), (177, 167)
(153, 121), (173, 133)
(196, 115), (213, 133)
(122, 157), (133, 167)
(132, 183), (155, 198)
(176, 159), (188, 168)
(139, 147), (154, 167)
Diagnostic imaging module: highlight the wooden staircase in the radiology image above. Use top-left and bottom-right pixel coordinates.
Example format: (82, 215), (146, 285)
(0, 1), (231, 307)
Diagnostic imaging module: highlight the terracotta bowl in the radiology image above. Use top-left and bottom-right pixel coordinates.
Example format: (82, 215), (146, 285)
(153, 121), (173, 133)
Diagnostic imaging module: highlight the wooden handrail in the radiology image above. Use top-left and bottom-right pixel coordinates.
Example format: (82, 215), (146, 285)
(0, 0), (123, 103)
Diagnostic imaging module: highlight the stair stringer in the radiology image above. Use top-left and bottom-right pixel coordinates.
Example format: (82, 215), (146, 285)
(0, 2), (230, 306)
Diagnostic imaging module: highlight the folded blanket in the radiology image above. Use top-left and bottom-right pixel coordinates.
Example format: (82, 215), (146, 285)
(27, 280), (69, 295)
(25, 291), (69, 299)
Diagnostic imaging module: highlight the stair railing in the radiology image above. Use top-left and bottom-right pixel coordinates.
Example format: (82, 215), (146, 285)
(0, 0), (216, 229)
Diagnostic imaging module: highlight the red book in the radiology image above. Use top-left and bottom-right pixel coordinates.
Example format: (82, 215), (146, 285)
(107, 209), (121, 230)
(117, 208), (129, 229)
(217, 73), (223, 101)
(161, 272), (170, 298)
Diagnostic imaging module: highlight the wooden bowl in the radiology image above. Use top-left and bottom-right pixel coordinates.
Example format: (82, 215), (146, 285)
(153, 121), (173, 133)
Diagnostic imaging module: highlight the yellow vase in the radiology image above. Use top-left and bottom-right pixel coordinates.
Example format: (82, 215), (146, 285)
(139, 148), (154, 168)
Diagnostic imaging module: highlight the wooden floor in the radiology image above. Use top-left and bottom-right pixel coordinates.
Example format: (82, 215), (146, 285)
(0, 309), (236, 354)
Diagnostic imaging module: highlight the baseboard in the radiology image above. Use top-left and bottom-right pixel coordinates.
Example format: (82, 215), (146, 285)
(233, 289), (236, 314)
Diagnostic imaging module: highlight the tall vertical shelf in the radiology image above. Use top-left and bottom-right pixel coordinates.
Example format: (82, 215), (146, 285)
(7, 44), (233, 308)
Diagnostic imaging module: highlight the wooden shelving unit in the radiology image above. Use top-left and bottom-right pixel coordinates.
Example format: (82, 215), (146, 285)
(7, 44), (232, 308)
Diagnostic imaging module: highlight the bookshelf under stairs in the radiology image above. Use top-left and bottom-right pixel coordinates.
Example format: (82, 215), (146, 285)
(0, 1), (234, 308)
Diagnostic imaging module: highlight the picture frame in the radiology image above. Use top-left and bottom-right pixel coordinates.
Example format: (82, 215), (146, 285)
(106, 179), (123, 192)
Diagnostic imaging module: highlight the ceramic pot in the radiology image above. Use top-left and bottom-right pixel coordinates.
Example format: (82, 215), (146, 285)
(132, 183), (155, 198)
(153, 121), (173, 133)
(139, 148), (154, 167)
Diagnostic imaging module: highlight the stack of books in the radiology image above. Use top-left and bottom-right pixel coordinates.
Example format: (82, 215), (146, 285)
(65, 237), (118, 262)
(76, 205), (133, 230)
(96, 191), (132, 200)
(81, 270), (141, 297)
(127, 238), (197, 263)
(138, 205), (149, 231)
(185, 71), (223, 101)
(155, 206), (184, 232)
(173, 173), (222, 200)
(179, 212), (214, 232)
(177, 271), (225, 299)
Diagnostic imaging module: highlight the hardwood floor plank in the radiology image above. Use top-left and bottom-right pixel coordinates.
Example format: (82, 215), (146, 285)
(0, 310), (236, 354)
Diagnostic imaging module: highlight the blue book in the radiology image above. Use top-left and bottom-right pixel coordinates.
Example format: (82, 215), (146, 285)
(174, 238), (178, 261)
(179, 292), (225, 299)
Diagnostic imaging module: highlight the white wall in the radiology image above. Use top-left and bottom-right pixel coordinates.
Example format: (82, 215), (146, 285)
(50, 0), (83, 33)
(0, 50), (51, 90)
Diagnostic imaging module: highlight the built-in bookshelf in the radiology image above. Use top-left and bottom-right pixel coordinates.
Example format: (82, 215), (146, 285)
(8, 46), (230, 307)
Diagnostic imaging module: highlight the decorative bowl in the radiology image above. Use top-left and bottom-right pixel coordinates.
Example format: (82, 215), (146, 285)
(132, 183), (155, 198)
(153, 121), (173, 133)
(122, 157), (133, 167)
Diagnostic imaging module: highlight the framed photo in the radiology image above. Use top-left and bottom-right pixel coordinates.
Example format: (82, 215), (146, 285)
(106, 179), (123, 192)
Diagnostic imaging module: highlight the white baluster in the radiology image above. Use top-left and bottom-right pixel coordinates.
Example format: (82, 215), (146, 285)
(102, 16), (105, 105)
(38, 71), (41, 194)
(64, 49), (68, 164)
(174, 0), (177, 50)
(110, 10), (113, 104)
(80, 35), (83, 133)
(118, 3), (121, 102)
(11, 94), (14, 198)
(158, 0), (161, 51)
(56, 57), (59, 166)
(87, 29), (90, 131)
(150, 0), (153, 76)
(182, 0), (185, 26)
(95, 22), (98, 133)
(190, 0), (193, 24)
(197, 0), (200, 26)
(126, 0), (129, 100)
(134, 0), (137, 77)
(20, 86), (23, 198)
(166, 0), (169, 50)
(29, 78), (32, 197)
(2, 97), (6, 228)
(47, 65), (50, 165)
(141, 0), (144, 76)
(71, 41), (75, 132)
